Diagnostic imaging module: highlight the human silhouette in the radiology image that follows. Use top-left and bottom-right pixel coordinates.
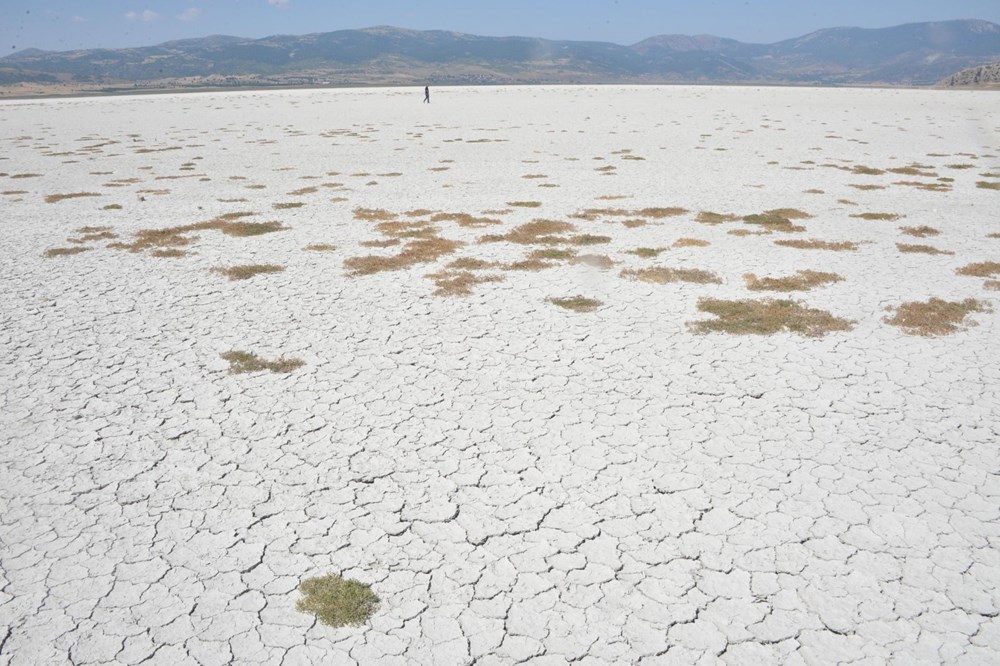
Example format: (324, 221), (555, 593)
(423, 86), (430, 104)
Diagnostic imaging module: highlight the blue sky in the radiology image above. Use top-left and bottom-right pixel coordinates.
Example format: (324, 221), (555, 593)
(4, 1), (1000, 52)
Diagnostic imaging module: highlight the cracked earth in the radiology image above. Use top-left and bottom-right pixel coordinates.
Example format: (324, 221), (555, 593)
(1, 86), (999, 664)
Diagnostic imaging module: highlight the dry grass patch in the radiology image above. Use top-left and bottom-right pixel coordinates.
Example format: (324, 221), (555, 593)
(345, 237), (462, 275)
(627, 247), (667, 258)
(548, 296), (602, 312)
(804, 189), (825, 194)
(305, 244), (337, 252)
(360, 239), (400, 248)
(849, 184), (886, 191)
(43, 246), (90, 258)
(10, 173), (41, 179)
(897, 243), (953, 255)
(851, 212), (902, 221)
(851, 165), (885, 175)
(354, 208), (397, 221)
(621, 266), (721, 285)
(530, 248), (576, 260)
(426, 270), (504, 296)
(697, 211), (739, 224)
(884, 298), (989, 336)
(151, 249), (186, 258)
(621, 219), (648, 228)
(213, 264), (285, 280)
(691, 298), (854, 337)
(45, 192), (100, 203)
(222, 350), (305, 374)
(744, 270), (843, 292)
(776, 239), (859, 251)
(505, 258), (556, 271)
(639, 207), (687, 219)
(569, 234), (612, 246)
(404, 209), (435, 217)
(296, 574), (379, 628)
(977, 181), (1000, 190)
(507, 201), (543, 208)
(765, 208), (813, 219)
(742, 212), (805, 233)
(673, 238), (710, 248)
(102, 204), (123, 210)
(894, 180), (950, 192)
(274, 202), (305, 209)
(985, 280), (1000, 291)
(988, 233), (1000, 240)
(430, 212), (502, 228)
(900, 226), (939, 238)
(729, 229), (772, 237)
(956, 262), (1000, 278)
(481, 219), (576, 245)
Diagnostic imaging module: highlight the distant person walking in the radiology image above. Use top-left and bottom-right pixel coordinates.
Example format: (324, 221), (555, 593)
(423, 86), (430, 103)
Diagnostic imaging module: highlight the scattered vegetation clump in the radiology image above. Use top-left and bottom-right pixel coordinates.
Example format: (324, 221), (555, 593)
(110, 217), (285, 254)
(639, 207), (688, 219)
(404, 209), (435, 217)
(889, 165), (937, 177)
(851, 165), (885, 175)
(480, 219), (576, 245)
(621, 266), (721, 284)
(744, 270), (843, 292)
(213, 264), (286, 280)
(44, 192), (101, 203)
(673, 238), (710, 248)
(430, 212), (502, 227)
(222, 350), (305, 374)
(548, 296), (602, 312)
(977, 181), (1000, 190)
(287, 186), (318, 196)
(627, 247), (667, 258)
(985, 280), (1000, 291)
(956, 262), (1000, 278)
(893, 180), (951, 192)
(742, 212), (805, 233)
(102, 204), (123, 210)
(896, 243), (953, 255)
(884, 298), (989, 336)
(445, 258), (497, 270)
(764, 208), (813, 219)
(849, 184), (886, 191)
(573, 254), (616, 269)
(507, 201), (543, 208)
(426, 270), (504, 296)
(851, 213), (902, 221)
(569, 234), (612, 246)
(10, 173), (41, 179)
(295, 574), (379, 628)
(729, 229), (772, 237)
(353, 208), (397, 221)
(305, 244), (337, 252)
(621, 219), (648, 228)
(529, 248), (576, 260)
(900, 226), (940, 238)
(345, 237), (462, 275)
(151, 249), (186, 258)
(691, 298), (854, 337)
(696, 211), (740, 224)
(505, 258), (556, 271)
(274, 202), (305, 209)
(775, 239), (859, 251)
(44, 246), (90, 258)
(361, 239), (400, 248)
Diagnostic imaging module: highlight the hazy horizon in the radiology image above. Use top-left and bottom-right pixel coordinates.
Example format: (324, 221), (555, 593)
(3, 0), (1000, 53)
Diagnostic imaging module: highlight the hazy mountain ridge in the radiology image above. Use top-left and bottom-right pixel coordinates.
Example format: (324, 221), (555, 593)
(939, 60), (1000, 87)
(2, 20), (999, 91)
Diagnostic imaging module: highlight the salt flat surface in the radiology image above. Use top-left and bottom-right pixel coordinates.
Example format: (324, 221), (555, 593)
(1, 85), (999, 665)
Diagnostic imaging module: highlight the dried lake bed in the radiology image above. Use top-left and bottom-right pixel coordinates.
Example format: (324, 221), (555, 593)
(1, 85), (999, 664)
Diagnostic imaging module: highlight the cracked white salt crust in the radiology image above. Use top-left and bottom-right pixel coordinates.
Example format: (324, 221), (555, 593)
(1, 85), (999, 664)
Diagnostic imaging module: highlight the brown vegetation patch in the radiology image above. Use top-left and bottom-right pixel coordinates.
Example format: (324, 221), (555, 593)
(776, 239), (859, 251)
(2, 190), (28, 196)
(481, 219), (576, 245)
(894, 180), (951, 192)
(426, 270), (504, 296)
(639, 207), (688, 219)
(744, 270), (843, 292)
(505, 258), (556, 271)
(849, 184), (886, 191)
(548, 296), (602, 312)
(213, 264), (286, 280)
(430, 212), (502, 228)
(985, 280), (1000, 291)
(765, 208), (813, 219)
(697, 211), (740, 224)
(151, 249), (186, 258)
(621, 219), (647, 228)
(404, 209), (435, 217)
(345, 237), (462, 275)
(361, 239), (401, 248)
(851, 165), (885, 175)
(222, 350), (304, 374)
(102, 204), (123, 210)
(742, 212), (805, 233)
(111, 217), (284, 253)
(43, 247), (90, 258)
(673, 238), (711, 248)
(729, 229), (772, 236)
(569, 234), (612, 246)
(530, 248), (576, 260)
(851, 213), (903, 221)
(10, 173), (41, 179)
(305, 244), (337, 252)
(884, 298), (988, 336)
(45, 192), (101, 203)
(621, 266), (721, 285)
(627, 247), (667, 258)
(889, 166), (937, 177)
(354, 208), (397, 221)
(977, 181), (1000, 190)
(691, 298), (854, 337)
(956, 262), (1000, 278)
(804, 189), (825, 194)
(274, 202), (305, 209)
(900, 226), (939, 238)
(897, 243), (953, 255)
(447, 258), (498, 270)
(522, 174), (548, 179)
(507, 201), (543, 208)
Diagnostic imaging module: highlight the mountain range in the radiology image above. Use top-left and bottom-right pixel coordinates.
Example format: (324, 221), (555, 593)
(3, 20), (1000, 92)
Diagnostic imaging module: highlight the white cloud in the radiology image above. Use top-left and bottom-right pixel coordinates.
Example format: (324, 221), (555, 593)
(125, 10), (161, 23)
(72, 15), (88, 23)
(178, 7), (202, 22)
(267, 0), (290, 7)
